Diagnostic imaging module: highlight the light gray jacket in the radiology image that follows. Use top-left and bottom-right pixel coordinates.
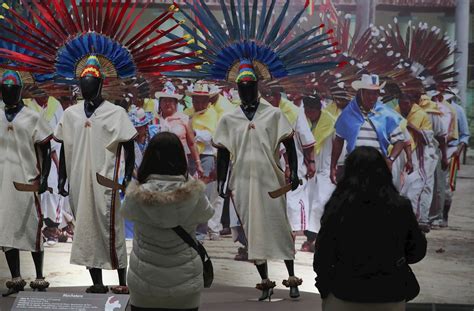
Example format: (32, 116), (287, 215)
(121, 174), (214, 309)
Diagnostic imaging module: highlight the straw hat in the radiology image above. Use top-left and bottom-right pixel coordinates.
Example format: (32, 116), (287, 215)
(155, 81), (183, 100)
(351, 74), (386, 91)
(185, 81), (220, 97)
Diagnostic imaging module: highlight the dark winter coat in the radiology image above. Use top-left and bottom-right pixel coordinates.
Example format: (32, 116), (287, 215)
(313, 195), (427, 303)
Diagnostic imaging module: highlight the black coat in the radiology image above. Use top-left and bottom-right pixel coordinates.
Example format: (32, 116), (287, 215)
(313, 195), (427, 303)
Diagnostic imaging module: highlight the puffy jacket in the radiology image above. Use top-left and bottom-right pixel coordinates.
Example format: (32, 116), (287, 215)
(122, 174), (214, 309)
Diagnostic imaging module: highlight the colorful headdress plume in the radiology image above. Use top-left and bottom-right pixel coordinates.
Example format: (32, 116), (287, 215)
(80, 55), (103, 79)
(0, 1), (200, 81)
(164, 0), (341, 83)
(235, 59), (257, 83)
(1, 69), (22, 86)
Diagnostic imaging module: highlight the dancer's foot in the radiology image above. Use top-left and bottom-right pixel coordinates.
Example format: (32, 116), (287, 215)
(3, 277), (26, 297)
(300, 240), (315, 252)
(256, 279), (276, 301)
(234, 247), (248, 261)
(282, 276), (303, 299)
(219, 228), (231, 236)
(110, 285), (129, 294)
(85, 284), (109, 294)
(30, 278), (50, 292)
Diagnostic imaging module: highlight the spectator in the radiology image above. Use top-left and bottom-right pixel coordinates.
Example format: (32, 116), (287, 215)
(314, 146), (427, 311)
(155, 82), (204, 177)
(122, 132), (214, 311)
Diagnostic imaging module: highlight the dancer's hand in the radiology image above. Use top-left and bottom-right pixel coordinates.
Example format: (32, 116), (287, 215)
(404, 160), (414, 174)
(330, 165), (338, 185)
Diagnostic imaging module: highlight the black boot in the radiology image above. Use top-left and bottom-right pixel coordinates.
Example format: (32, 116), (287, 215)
(256, 279), (276, 301)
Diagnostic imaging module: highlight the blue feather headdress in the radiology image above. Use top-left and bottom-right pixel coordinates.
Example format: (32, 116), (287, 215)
(171, 0), (342, 82)
(0, 1), (200, 82)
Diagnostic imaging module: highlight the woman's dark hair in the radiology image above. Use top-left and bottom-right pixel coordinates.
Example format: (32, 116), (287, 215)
(322, 146), (400, 223)
(136, 132), (188, 183)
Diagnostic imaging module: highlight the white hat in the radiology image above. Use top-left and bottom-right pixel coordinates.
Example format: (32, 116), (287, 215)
(128, 106), (153, 127)
(185, 81), (220, 97)
(155, 81), (183, 100)
(351, 74), (386, 91)
(426, 89), (440, 98)
(445, 87), (460, 100)
(443, 93), (454, 101)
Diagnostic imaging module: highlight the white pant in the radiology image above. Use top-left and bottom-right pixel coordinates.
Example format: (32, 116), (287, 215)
(392, 153), (406, 191)
(41, 168), (63, 225)
(307, 172), (336, 233)
(402, 146), (438, 223)
(286, 180), (311, 231)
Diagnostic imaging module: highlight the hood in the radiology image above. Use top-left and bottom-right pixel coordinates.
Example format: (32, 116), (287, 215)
(123, 175), (207, 228)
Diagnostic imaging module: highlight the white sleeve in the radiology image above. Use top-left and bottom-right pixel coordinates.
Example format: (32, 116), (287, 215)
(403, 128), (412, 143)
(389, 126), (405, 145)
(195, 129), (213, 144)
(295, 107), (316, 148)
(430, 114), (447, 137)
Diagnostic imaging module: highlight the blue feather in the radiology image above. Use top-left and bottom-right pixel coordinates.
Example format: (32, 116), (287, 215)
(256, 0), (268, 41)
(244, 0), (250, 40)
(54, 33), (136, 79)
(264, 0), (289, 45)
(220, 0), (235, 41)
(276, 27), (323, 55)
(279, 32), (330, 58)
(250, 0), (258, 39)
(229, 0), (241, 41)
(270, 4), (309, 49)
(287, 62), (339, 75)
(257, 0), (277, 42)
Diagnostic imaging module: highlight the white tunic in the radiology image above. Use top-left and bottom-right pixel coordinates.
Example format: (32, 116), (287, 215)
(54, 101), (137, 269)
(213, 101), (295, 260)
(0, 106), (52, 251)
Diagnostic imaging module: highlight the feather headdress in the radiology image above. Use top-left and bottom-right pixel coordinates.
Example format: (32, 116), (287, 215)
(166, 0), (342, 83)
(371, 18), (457, 100)
(0, 1), (200, 81)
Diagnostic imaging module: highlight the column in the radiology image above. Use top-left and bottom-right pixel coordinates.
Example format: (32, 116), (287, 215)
(355, 0), (376, 39)
(455, 0), (470, 107)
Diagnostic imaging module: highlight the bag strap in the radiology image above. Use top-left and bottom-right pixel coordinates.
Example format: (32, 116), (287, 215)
(172, 226), (208, 262)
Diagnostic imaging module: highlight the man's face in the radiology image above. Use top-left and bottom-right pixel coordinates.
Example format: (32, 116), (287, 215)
(360, 89), (379, 111)
(398, 97), (413, 118)
(135, 125), (147, 136)
(192, 95), (210, 112)
(262, 91), (281, 107)
(304, 106), (322, 122)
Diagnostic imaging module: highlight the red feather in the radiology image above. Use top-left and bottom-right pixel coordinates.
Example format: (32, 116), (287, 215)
(117, 0), (152, 43)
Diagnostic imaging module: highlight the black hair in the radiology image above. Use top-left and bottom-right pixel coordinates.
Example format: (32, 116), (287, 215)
(136, 132), (188, 184)
(398, 93), (415, 102)
(322, 146), (401, 225)
(303, 95), (322, 109)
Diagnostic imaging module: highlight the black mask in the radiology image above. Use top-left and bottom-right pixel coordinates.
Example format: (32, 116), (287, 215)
(1, 84), (22, 107)
(238, 81), (259, 107)
(80, 76), (103, 102)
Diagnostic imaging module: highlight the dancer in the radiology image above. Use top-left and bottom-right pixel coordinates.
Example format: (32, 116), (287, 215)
(0, 70), (52, 296)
